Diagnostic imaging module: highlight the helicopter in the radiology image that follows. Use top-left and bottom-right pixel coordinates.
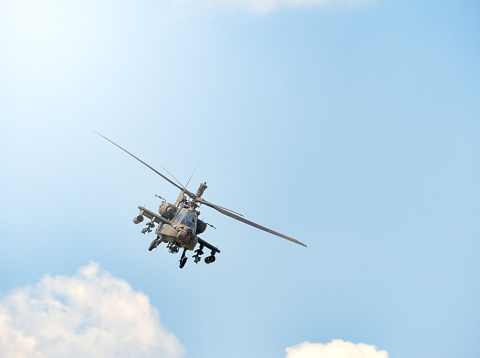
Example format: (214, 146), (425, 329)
(95, 132), (306, 269)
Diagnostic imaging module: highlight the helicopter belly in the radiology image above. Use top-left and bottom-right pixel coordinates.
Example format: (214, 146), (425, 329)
(176, 229), (197, 250)
(184, 235), (197, 250)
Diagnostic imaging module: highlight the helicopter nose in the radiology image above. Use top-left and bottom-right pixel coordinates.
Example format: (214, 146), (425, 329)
(177, 230), (187, 241)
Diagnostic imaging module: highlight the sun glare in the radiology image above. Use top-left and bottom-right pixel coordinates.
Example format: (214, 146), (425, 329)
(1, 0), (82, 64)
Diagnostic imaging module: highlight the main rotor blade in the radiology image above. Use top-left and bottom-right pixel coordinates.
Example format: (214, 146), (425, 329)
(95, 131), (190, 194)
(197, 198), (244, 217)
(212, 205), (307, 247)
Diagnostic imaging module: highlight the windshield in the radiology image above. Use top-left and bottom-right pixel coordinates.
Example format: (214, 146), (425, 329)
(177, 210), (196, 230)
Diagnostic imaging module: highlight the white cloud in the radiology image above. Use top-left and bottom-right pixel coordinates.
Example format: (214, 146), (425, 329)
(286, 339), (389, 358)
(227, 0), (369, 13)
(0, 262), (184, 358)
(170, 0), (372, 14)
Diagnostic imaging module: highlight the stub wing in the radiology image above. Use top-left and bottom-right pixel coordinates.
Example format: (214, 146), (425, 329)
(138, 206), (171, 225)
(197, 237), (221, 253)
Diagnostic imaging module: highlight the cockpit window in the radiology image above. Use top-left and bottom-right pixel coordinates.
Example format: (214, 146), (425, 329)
(177, 210), (196, 229)
(175, 211), (186, 224)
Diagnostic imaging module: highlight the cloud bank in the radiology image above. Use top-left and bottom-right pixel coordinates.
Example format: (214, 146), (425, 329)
(286, 339), (389, 358)
(0, 262), (184, 358)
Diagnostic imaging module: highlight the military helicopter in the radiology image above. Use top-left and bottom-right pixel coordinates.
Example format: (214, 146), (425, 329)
(95, 132), (306, 268)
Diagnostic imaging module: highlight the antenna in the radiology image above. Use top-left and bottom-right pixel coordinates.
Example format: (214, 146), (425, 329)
(185, 162), (199, 190)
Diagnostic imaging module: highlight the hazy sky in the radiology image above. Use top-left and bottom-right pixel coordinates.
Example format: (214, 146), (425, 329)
(0, 1), (479, 357)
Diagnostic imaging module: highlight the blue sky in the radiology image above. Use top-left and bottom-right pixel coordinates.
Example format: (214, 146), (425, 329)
(0, 1), (479, 357)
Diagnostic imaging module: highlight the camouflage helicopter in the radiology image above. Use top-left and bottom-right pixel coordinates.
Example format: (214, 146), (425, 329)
(96, 132), (306, 269)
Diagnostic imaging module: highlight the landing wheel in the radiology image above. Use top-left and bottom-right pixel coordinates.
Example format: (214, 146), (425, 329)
(179, 248), (188, 269)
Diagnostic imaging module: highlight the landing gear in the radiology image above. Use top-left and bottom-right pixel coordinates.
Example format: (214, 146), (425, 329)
(179, 248), (188, 269)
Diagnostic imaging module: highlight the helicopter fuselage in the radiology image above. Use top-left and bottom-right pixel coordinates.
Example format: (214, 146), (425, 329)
(135, 201), (220, 268)
(156, 207), (199, 251)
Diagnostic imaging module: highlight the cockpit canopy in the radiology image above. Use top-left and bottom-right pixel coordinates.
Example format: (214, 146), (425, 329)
(175, 210), (196, 230)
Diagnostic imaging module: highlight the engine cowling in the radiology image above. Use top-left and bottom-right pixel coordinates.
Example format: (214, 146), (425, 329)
(158, 202), (177, 220)
(196, 182), (207, 197)
(195, 220), (207, 235)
